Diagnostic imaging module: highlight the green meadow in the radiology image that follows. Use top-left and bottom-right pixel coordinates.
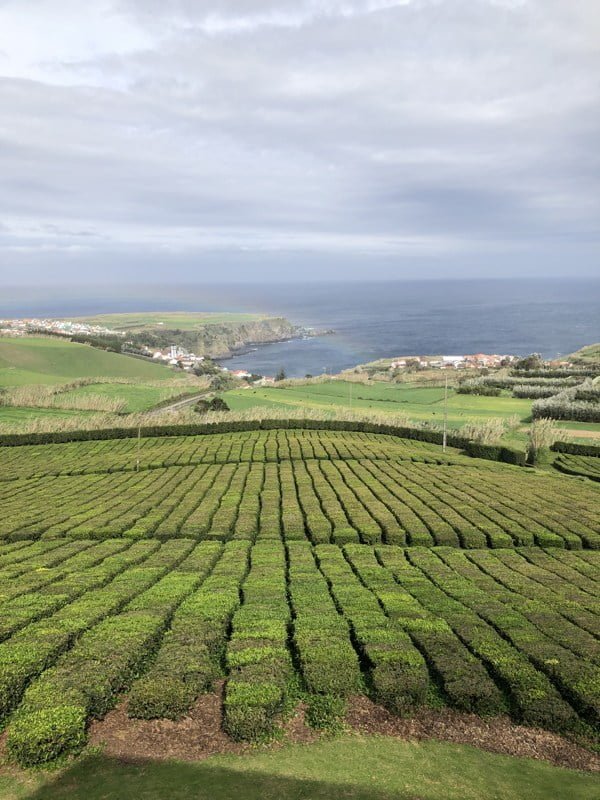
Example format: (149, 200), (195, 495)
(0, 338), (172, 387)
(222, 381), (532, 427)
(72, 311), (265, 331)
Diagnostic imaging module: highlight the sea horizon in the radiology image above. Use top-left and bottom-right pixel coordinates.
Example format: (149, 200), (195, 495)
(2, 277), (599, 377)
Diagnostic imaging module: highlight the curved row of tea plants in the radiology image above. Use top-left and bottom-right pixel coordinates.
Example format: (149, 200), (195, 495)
(554, 453), (600, 482)
(1, 429), (598, 548)
(2, 460), (599, 548)
(1, 539), (598, 766)
(0, 429), (468, 483)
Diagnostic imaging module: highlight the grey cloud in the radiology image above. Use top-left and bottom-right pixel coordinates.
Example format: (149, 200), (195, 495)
(0, 0), (598, 282)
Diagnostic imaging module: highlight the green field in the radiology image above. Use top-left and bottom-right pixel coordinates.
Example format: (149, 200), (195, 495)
(57, 382), (190, 413)
(0, 338), (173, 387)
(0, 423), (598, 794)
(2, 738), (597, 800)
(73, 311), (266, 331)
(222, 381), (532, 427)
(0, 406), (97, 425)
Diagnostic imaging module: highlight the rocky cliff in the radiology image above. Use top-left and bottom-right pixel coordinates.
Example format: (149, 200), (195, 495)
(129, 317), (299, 358)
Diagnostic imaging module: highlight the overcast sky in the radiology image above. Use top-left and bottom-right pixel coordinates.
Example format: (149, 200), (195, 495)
(1, 0), (599, 284)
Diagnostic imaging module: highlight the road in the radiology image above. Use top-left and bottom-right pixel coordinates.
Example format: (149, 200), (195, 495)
(148, 391), (213, 415)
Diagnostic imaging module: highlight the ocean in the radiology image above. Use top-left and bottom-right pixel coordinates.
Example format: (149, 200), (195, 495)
(1, 279), (599, 378)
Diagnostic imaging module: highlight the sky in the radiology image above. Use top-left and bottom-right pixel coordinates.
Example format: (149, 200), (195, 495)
(0, 0), (599, 284)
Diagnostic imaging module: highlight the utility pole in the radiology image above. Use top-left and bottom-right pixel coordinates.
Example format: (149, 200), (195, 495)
(349, 381), (352, 410)
(136, 424), (141, 472)
(442, 373), (448, 452)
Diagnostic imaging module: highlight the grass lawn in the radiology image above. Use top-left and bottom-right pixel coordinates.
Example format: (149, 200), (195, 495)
(72, 312), (266, 331)
(0, 338), (173, 387)
(1, 737), (596, 800)
(222, 381), (532, 428)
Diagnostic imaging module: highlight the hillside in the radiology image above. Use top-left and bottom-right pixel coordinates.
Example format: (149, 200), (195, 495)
(0, 424), (598, 773)
(0, 337), (174, 387)
(571, 343), (600, 364)
(73, 311), (301, 358)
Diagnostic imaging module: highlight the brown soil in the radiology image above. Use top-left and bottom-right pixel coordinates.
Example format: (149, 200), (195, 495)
(88, 681), (246, 762)
(86, 686), (599, 773)
(346, 696), (600, 772)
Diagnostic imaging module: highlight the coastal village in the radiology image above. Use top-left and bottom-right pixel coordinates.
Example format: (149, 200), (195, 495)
(0, 317), (568, 380)
(0, 318), (278, 384)
(388, 353), (516, 370)
(0, 317), (124, 339)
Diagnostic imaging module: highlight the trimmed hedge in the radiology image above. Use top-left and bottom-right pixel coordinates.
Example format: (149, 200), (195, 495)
(0, 418), (470, 449)
(464, 442), (526, 466)
(456, 386), (501, 396)
(0, 419), (526, 468)
(511, 368), (600, 379)
(223, 542), (294, 741)
(552, 441), (600, 457)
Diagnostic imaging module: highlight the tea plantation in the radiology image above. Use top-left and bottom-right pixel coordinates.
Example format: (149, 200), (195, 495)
(0, 426), (598, 767)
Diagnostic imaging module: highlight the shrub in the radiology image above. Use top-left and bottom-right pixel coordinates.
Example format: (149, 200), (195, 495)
(305, 694), (346, 730)
(551, 440), (600, 457)
(456, 385), (501, 396)
(7, 705), (87, 766)
(128, 677), (195, 720)
(223, 681), (284, 740)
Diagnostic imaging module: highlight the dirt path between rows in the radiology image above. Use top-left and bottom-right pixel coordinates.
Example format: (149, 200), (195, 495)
(86, 685), (599, 773)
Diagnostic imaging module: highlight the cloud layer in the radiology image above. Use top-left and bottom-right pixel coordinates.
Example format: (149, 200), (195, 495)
(1, 0), (598, 281)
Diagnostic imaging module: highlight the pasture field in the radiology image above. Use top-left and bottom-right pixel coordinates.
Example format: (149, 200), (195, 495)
(72, 312), (265, 331)
(221, 381), (532, 426)
(0, 426), (598, 773)
(0, 338), (172, 387)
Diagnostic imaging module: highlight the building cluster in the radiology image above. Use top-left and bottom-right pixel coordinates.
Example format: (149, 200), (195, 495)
(0, 318), (124, 338)
(151, 345), (206, 370)
(150, 350), (275, 382)
(389, 353), (516, 371)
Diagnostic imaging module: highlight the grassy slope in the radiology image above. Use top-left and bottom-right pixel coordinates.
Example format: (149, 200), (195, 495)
(58, 383), (186, 413)
(570, 343), (600, 364)
(222, 380), (600, 442)
(0, 406), (97, 424)
(2, 738), (596, 800)
(222, 381), (532, 428)
(72, 311), (265, 331)
(0, 338), (173, 387)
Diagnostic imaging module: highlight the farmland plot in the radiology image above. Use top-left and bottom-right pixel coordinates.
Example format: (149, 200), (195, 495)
(0, 427), (598, 767)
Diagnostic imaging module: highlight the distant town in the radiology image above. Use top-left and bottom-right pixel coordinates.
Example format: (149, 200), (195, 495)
(3, 316), (573, 381)
(387, 353), (516, 370)
(0, 317), (125, 339)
